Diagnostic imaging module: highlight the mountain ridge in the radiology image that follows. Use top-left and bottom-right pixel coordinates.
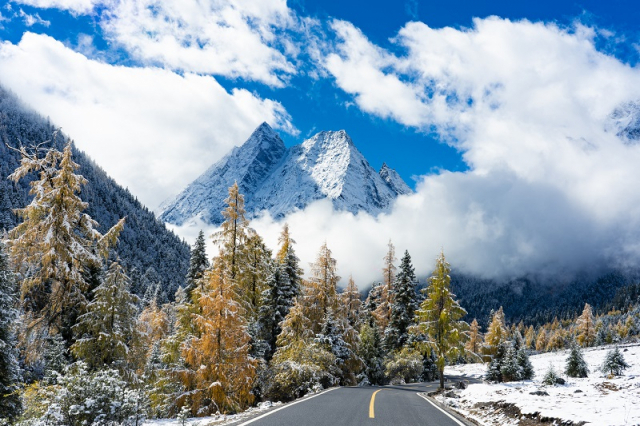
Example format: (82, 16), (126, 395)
(161, 123), (412, 226)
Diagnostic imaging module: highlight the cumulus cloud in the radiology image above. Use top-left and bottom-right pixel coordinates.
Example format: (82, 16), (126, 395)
(0, 32), (296, 209)
(284, 17), (640, 283)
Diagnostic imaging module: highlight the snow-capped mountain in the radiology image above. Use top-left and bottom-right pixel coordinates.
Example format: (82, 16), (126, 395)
(160, 123), (412, 226)
(607, 101), (640, 144)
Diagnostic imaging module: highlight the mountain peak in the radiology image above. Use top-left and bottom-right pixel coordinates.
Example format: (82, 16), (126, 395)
(379, 162), (412, 195)
(161, 127), (412, 225)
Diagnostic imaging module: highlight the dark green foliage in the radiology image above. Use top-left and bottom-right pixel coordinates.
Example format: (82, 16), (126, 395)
(185, 230), (210, 299)
(542, 364), (561, 385)
(565, 342), (589, 378)
(358, 319), (385, 385)
(0, 242), (21, 422)
(601, 346), (629, 376)
(384, 250), (418, 351)
(420, 351), (438, 382)
(0, 86), (189, 299)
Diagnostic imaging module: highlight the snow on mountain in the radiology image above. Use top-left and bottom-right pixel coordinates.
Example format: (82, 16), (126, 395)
(160, 124), (411, 226)
(606, 101), (640, 144)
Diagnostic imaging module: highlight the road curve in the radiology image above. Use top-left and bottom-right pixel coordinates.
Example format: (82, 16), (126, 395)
(233, 376), (479, 426)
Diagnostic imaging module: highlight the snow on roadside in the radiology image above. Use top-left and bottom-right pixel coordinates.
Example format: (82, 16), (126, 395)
(143, 401), (282, 426)
(443, 343), (640, 426)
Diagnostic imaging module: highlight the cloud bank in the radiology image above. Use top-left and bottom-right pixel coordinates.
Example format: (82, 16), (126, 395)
(0, 32), (295, 209)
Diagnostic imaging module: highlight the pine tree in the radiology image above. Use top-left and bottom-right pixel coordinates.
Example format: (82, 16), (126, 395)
(358, 320), (385, 385)
(600, 346), (629, 376)
(257, 264), (291, 360)
(384, 250), (418, 351)
(314, 307), (360, 385)
(276, 223), (302, 299)
(70, 261), (140, 370)
(565, 341), (589, 378)
(485, 341), (507, 382)
(414, 251), (469, 389)
(185, 230), (209, 298)
(180, 258), (256, 415)
(465, 319), (483, 360)
(576, 303), (596, 347)
(517, 346), (534, 380)
(0, 242), (21, 422)
(542, 363), (560, 385)
(500, 343), (522, 382)
(374, 240), (396, 329)
(484, 307), (507, 358)
(7, 140), (124, 351)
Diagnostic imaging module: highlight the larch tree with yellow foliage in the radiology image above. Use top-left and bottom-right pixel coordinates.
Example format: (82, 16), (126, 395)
(213, 182), (249, 283)
(304, 242), (340, 334)
(465, 318), (483, 359)
(374, 240), (396, 330)
(180, 259), (256, 415)
(341, 275), (361, 328)
(414, 251), (469, 389)
(576, 303), (596, 347)
(7, 139), (124, 353)
(483, 306), (507, 358)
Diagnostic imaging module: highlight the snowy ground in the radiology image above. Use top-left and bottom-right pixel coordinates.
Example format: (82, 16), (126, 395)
(442, 343), (640, 426)
(143, 400), (283, 426)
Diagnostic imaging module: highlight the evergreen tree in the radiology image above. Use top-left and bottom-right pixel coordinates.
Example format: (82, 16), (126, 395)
(0, 242), (21, 422)
(500, 343), (522, 382)
(185, 230), (209, 298)
(358, 320), (385, 385)
(71, 261), (140, 371)
(374, 240), (396, 330)
(276, 223), (303, 299)
(414, 251), (469, 389)
(257, 264), (291, 361)
(180, 259), (256, 415)
(42, 333), (69, 385)
(576, 303), (596, 347)
(485, 341), (508, 382)
(600, 346), (629, 376)
(542, 364), (560, 385)
(238, 230), (272, 320)
(565, 341), (589, 378)
(7, 140), (124, 351)
(314, 307), (360, 386)
(517, 346), (535, 380)
(384, 250), (417, 351)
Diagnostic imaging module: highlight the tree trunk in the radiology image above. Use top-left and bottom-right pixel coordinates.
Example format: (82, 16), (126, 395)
(439, 368), (445, 389)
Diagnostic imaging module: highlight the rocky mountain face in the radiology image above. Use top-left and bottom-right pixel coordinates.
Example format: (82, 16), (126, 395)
(160, 123), (412, 226)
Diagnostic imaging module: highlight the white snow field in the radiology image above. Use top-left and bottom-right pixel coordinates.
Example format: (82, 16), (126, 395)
(442, 343), (640, 425)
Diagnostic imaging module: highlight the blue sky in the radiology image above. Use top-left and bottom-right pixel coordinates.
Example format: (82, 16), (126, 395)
(3, 0), (639, 191)
(2, 0), (640, 282)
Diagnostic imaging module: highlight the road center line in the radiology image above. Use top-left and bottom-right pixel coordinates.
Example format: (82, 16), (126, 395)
(236, 387), (338, 426)
(368, 389), (383, 419)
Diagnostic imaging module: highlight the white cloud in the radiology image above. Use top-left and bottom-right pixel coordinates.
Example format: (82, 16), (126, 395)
(18, 8), (50, 26)
(0, 32), (295, 209)
(11, 0), (101, 15)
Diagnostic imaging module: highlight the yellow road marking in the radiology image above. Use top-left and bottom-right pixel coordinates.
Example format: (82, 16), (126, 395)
(369, 389), (383, 418)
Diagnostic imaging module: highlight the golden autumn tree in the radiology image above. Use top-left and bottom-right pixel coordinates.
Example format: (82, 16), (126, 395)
(535, 328), (548, 352)
(304, 242), (340, 334)
(213, 182), (249, 283)
(341, 275), (361, 327)
(6, 139), (124, 352)
(576, 303), (596, 347)
(237, 230), (272, 320)
(465, 318), (483, 359)
(180, 259), (256, 415)
(483, 306), (507, 358)
(414, 251), (469, 389)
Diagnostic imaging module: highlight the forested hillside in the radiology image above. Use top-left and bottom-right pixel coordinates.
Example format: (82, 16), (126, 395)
(0, 85), (189, 300)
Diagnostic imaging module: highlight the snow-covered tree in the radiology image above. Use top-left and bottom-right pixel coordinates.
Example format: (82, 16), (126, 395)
(180, 258), (256, 415)
(314, 307), (360, 385)
(276, 223), (303, 298)
(0, 241), (21, 423)
(576, 303), (596, 347)
(213, 182), (249, 283)
(71, 261), (140, 371)
(374, 240), (396, 330)
(542, 363), (561, 385)
(565, 341), (589, 378)
(600, 346), (629, 376)
(500, 344), (522, 382)
(384, 250), (418, 351)
(342, 275), (361, 328)
(414, 251), (469, 389)
(484, 307), (507, 358)
(358, 320), (385, 385)
(304, 242), (340, 334)
(185, 230), (209, 298)
(238, 230), (272, 319)
(7, 139), (124, 351)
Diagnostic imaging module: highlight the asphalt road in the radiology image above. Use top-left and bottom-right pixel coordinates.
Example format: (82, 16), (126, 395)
(233, 376), (480, 426)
